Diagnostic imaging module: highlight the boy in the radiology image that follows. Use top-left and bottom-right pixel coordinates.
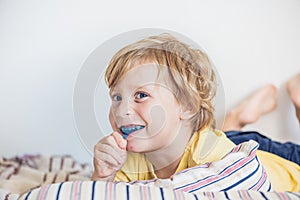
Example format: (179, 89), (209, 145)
(92, 34), (300, 192)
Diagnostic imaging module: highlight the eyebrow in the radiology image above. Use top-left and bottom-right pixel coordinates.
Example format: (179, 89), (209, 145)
(109, 89), (119, 98)
(109, 83), (158, 95)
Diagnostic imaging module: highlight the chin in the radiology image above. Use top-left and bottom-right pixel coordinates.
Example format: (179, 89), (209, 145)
(126, 143), (139, 152)
(129, 145), (162, 155)
(126, 143), (151, 153)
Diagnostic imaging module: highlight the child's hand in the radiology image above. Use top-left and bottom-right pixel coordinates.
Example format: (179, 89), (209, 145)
(92, 131), (127, 181)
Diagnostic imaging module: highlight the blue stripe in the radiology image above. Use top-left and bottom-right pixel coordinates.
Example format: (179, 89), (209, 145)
(126, 185), (130, 200)
(139, 186), (143, 200)
(36, 185), (43, 199)
(24, 191), (31, 200)
(224, 191), (230, 199)
(70, 182), (75, 200)
(78, 182), (83, 200)
(288, 191), (300, 199)
(44, 185), (51, 200)
(113, 182), (116, 199)
(232, 143), (242, 153)
(189, 156), (253, 192)
(160, 188), (165, 200)
(175, 152), (255, 191)
(104, 182), (108, 200)
(188, 156), (257, 192)
(248, 165), (265, 190)
(238, 191), (243, 199)
(267, 183), (272, 192)
(56, 182), (64, 200)
(258, 191), (269, 200)
(222, 160), (260, 191)
(172, 190), (178, 200)
(91, 181), (96, 200)
(256, 175), (267, 191)
(245, 191), (251, 199)
(192, 193), (198, 200)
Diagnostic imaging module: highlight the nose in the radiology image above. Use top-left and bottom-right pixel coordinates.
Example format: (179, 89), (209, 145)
(113, 99), (134, 118)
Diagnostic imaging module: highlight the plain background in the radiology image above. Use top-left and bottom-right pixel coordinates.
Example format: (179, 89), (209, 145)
(1, 0), (299, 164)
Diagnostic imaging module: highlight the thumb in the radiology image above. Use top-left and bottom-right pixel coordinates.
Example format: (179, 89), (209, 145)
(112, 131), (127, 150)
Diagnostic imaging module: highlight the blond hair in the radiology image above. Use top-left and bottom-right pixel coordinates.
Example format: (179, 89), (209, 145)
(105, 34), (216, 132)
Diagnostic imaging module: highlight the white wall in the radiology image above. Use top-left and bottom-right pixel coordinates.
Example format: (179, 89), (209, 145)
(1, 0), (299, 164)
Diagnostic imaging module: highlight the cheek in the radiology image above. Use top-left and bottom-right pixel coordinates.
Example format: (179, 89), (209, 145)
(109, 107), (118, 130)
(146, 105), (166, 136)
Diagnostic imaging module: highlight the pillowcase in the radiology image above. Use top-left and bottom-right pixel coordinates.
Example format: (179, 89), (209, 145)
(19, 140), (276, 200)
(127, 140), (271, 193)
(19, 181), (300, 200)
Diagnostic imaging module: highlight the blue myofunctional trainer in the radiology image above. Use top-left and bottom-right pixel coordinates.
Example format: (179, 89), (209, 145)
(120, 125), (145, 139)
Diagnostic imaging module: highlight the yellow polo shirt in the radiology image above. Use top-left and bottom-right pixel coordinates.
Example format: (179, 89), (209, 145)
(115, 128), (300, 192)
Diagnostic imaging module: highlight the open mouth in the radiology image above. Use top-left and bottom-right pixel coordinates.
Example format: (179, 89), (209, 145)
(120, 125), (145, 139)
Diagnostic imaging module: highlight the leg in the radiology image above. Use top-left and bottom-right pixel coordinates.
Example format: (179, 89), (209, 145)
(226, 130), (300, 165)
(286, 73), (300, 123)
(223, 84), (277, 131)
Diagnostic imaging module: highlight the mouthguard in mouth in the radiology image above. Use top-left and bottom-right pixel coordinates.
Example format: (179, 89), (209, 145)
(120, 125), (145, 139)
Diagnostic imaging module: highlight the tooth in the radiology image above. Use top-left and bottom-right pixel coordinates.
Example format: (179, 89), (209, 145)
(120, 125), (145, 139)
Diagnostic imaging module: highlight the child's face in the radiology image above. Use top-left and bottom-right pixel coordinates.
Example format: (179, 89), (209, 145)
(109, 63), (187, 152)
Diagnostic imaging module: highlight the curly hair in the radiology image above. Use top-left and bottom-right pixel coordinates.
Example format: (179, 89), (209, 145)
(105, 33), (216, 132)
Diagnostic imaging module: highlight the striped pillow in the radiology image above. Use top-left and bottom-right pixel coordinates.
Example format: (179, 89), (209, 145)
(20, 140), (276, 200)
(19, 182), (299, 200)
(128, 140), (271, 193)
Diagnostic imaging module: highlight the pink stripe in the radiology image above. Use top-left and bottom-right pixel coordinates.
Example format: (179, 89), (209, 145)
(72, 181), (80, 200)
(181, 150), (256, 192)
(251, 170), (267, 190)
(142, 186), (148, 200)
(108, 182), (114, 200)
(240, 190), (251, 200)
(205, 191), (213, 198)
(230, 145), (240, 153)
(277, 192), (289, 200)
(175, 190), (183, 200)
(37, 185), (50, 200)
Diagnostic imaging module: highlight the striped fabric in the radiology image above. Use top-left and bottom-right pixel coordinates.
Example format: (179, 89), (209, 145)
(126, 140), (271, 192)
(0, 155), (92, 199)
(19, 181), (300, 200)
(3, 141), (300, 199)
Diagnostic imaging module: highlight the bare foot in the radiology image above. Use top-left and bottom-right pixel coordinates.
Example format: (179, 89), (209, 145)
(223, 84), (277, 131)
(286, 73), (300, 123)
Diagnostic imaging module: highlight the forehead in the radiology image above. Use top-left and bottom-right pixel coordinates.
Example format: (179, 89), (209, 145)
(112, 63), (172, 92)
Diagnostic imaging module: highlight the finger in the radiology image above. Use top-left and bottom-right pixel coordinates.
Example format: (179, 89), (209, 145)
(94, 142), (126, 164)
(94, 150), (121, 168)
(112, 131), (127, 150)
(100, 134), (125, 153)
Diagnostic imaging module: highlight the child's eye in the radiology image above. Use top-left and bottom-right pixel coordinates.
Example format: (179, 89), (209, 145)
(112, 94), (122, 101)
(135, 92), (148, 100)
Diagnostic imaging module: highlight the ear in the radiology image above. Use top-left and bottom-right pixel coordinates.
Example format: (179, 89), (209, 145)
(180, 105), (194, 120)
